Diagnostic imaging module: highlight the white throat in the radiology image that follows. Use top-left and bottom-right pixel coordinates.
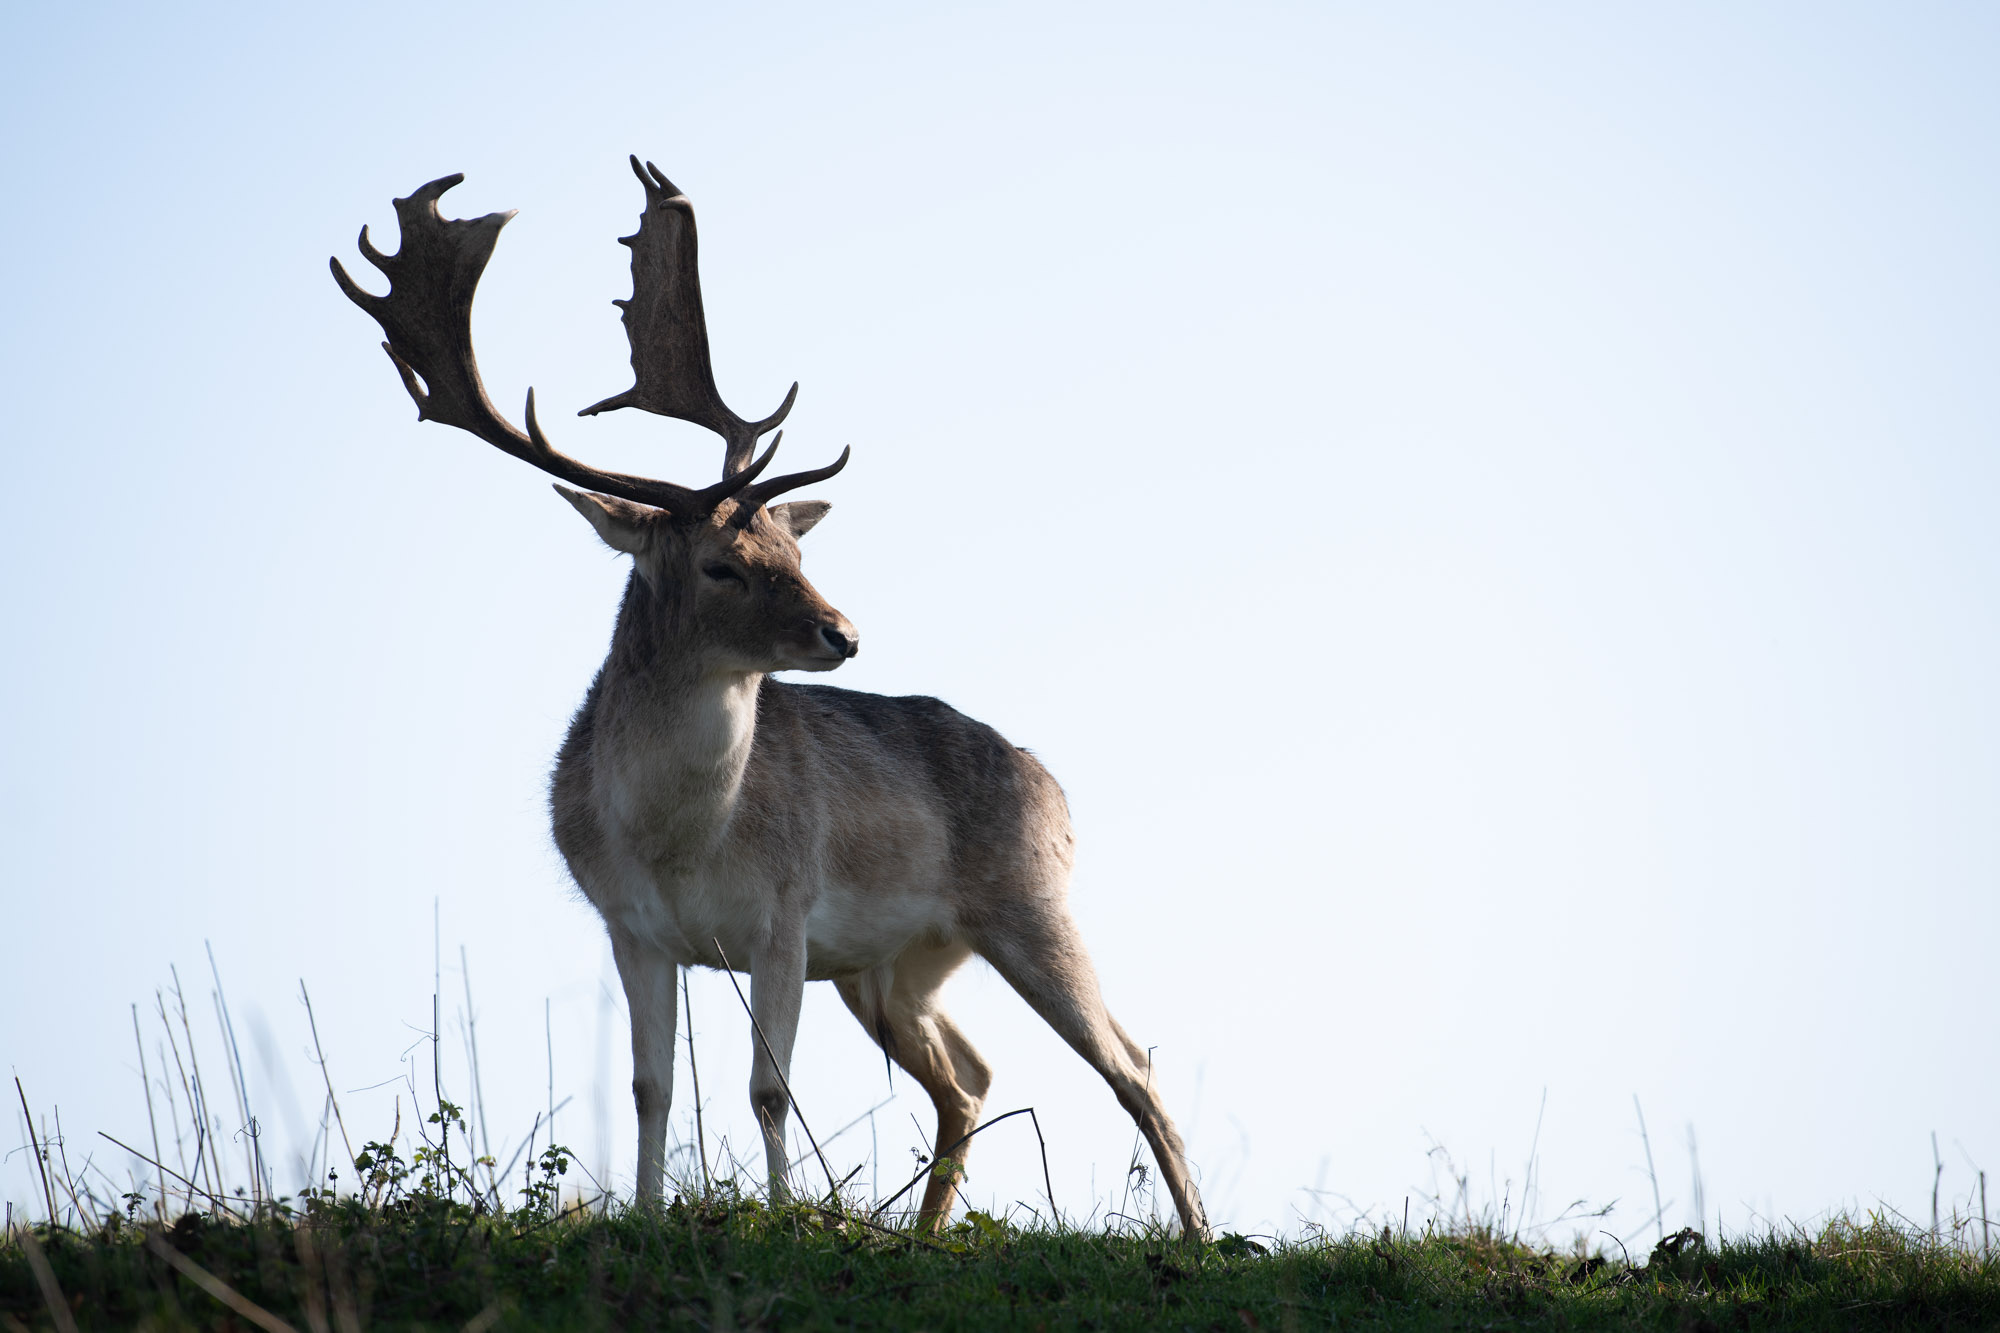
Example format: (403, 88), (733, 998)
(678, 670), (761, 775)
(598, 668), (763, 867)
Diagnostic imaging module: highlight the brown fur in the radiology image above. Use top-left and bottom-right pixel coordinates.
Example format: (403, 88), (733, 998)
(330, 165), (1207, 1234)
(548, 496), (1210, 1237)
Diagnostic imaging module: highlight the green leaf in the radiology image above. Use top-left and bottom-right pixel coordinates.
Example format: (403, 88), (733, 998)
(965, 1210), (1009, 1242)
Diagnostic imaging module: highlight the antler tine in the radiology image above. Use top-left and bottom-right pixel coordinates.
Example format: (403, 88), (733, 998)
(328, 175), (520, 448)
(578, 154), (794, 478)
(727, 446), (852, 529)
(523, 392), (773, 510)
(333, 173), (766, 517)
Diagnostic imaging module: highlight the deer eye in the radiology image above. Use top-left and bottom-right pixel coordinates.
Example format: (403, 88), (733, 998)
(702, 563), (744, 585)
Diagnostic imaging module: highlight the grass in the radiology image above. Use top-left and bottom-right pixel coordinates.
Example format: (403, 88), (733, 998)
(7, 955), (1997, 1329)
(5, 1192), (2000, 1330)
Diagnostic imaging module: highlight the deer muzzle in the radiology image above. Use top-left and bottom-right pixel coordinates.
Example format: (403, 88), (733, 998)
(814, 615), (860, 663)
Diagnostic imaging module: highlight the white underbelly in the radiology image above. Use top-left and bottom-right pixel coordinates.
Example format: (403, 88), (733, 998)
(802, 883), (957, 978)
(587, 853), (957, 978)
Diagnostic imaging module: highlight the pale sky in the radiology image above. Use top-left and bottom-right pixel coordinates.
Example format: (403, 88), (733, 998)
(4, 2), (1997, 1243)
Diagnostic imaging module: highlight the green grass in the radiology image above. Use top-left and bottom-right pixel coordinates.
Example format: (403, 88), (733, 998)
(10, 964), (1995, 1328)
(6, 1194), (1998, 1330)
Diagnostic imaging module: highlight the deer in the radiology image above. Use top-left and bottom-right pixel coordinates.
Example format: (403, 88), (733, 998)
(332, 157), (1210, 1240)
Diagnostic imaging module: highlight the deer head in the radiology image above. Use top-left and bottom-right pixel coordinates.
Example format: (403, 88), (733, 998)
(560, 487), (856, 673)
(332, 158), (857, 674)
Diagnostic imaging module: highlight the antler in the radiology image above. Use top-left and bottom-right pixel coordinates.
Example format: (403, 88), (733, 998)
(727, 445), (852, 529)
(332, 172), (835, 518)
(579, 157), (796, 477)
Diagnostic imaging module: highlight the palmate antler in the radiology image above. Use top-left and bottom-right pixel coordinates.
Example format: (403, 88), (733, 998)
(581, 157), (796, 478)
(331, 167), (846, 521)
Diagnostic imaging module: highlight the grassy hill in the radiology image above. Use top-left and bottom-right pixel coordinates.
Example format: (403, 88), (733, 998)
(6, 1188), (1997, 1330)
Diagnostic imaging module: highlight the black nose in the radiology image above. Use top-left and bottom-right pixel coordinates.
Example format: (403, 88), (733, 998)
(821, 625), (857, 658)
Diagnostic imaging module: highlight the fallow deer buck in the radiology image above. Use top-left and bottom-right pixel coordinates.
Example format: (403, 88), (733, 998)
(333, 158), (1210, 1239)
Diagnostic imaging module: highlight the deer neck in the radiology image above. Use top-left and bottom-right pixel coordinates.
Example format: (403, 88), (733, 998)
(597, 572), (762, 850)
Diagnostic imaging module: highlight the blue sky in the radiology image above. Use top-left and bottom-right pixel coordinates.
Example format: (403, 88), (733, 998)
(4, 2), (1997, 1241)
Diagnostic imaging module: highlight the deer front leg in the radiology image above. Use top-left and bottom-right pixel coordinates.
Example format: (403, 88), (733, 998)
(609, 926), (678, 1207)
(746, 921), (808, 1205)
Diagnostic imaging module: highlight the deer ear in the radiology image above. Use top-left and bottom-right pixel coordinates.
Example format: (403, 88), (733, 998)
(769, 500), (831, 539)
(555, 485), (655, 555)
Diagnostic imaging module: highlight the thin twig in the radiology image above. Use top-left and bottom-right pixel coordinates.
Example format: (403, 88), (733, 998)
(682, 968), (711, 1195)
(14, 1078), (59, 1226)
(147, 1230), (301, 1333)
(432, 991), (448, 1188)
(1027, 1107), (1059, 1226)
(299, 982), (357, 1181)
(207, 942), (263, 1203)
(48, 1114), (99, 1230)
(510, 1192), (612, 1240)
(786, 1097), (895, 1174)
(16, 1227), (79, 1333)
(432, 901), (451, 1191)
(96, 1133), (245, 1221)
(710, 939), (839, 1202)
(498, 1112), (543, 1200)
(170, 966), (223, 1203)
(1518, 1087), (1547, 1244)
(156, 989), (202, 1206)
(292, 1225), (332, 1333)
(1117, 1050), (1152, 1223)
(154, 1027), (189, 1211)
(1932, 1131), (1944, 1240)
(460, 945), (496, 1201)
(812, 1203), (950, 1254)
(132, 1004), (167, 1223)
(1634, 1095), (1662, 1243)
(875, 1107), (1041, 1217)
(58, 1110), (105, 1231)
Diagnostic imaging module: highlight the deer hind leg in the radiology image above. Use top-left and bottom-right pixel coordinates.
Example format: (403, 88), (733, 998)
(836, 941), (991, 1231)
(608, 926), (679, 1207)
(974, 904), (1211, 1241)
